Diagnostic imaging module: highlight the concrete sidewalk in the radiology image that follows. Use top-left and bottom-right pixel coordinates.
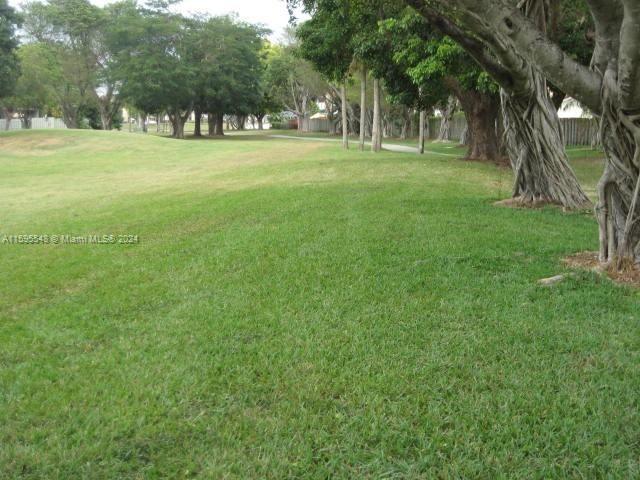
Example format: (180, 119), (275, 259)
(268, 135), (461, 157)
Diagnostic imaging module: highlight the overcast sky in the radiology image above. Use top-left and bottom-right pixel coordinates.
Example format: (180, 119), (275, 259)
(8, 0), (305, 42)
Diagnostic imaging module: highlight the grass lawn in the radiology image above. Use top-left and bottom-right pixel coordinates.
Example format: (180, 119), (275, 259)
(0, 129), (638, 478)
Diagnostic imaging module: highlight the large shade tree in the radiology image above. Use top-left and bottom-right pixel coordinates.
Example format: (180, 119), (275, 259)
(382, 13), (502, 161)
(412, 0), (640, 266)
(112, 4), (195, 139)
(405, 0), (590, 209)
(188, 16), (266, 137)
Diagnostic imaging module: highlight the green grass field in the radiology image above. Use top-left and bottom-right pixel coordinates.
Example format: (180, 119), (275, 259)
(1, 129), (638, 478)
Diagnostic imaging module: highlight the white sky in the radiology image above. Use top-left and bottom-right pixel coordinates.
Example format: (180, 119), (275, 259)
(8, 0), (305, 42)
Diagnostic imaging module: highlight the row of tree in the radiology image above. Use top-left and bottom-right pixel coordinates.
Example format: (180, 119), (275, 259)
(289, 0), (640, 267)
(0, 0), (495, 143)
(1, 0), (484, 144)
(3, 0), (638, 267)
(0, 0), (337, 138)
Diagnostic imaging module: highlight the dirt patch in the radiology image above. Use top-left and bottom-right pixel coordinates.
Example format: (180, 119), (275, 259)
(563, 251), (640, 288)
(0, 135), (68, 155)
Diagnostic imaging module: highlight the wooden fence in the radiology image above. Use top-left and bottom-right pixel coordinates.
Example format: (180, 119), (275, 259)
(426, 116), (598, 146)
(559, 118), (600, 146)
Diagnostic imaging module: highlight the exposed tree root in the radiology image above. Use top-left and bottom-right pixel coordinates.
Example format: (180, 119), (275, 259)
(564, 251), (640, 288)
(501, 71), (591, 210)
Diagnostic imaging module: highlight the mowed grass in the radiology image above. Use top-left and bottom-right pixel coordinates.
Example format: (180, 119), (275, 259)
(0, 129), (638, 479)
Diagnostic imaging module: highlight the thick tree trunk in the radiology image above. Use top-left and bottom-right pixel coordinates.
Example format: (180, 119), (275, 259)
(463, 94), (499, 161)
(341, 82), (349, 150)
(501, 71), (590, 209)
(95, 85), (119, 131)
(100, 113), (112, 131)
(170, 117), (184, 139)
(437, 95), (456, 142)
(360, 69), (367, 151)
(595, 89), (640, 266)
(138, 113), (147, 134)
(194, 108), (202, 137)
(216, 113), (224, 136)
(207, 113), (216, 136)
(256, 114), (265, 130)
(169, 107), (190, 140)
(419, 109), (426, 154)
(447, 77), (500, 161)
(62, 104), (79, 129)
(371, 78), (382, 153)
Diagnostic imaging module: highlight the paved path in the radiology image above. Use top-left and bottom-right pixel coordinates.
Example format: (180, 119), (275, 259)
(268, 135), (461, 157)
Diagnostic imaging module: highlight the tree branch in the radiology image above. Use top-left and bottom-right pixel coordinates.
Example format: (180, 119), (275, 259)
(585, 0), (624, 75)
(618, 0), (640, 110)
(428, 0), (604, 113)
(409, 2), (516, 90)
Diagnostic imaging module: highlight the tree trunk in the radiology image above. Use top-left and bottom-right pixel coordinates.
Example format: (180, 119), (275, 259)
(194, 108), (202, 137)
(419, 109), (426, 154)
(257, 114), (265, 130)
(169, 115), (184, 139)
(437, 95), (456, 142)
(459, 125), (470, 146)
(139, 113), (147, 134)
(501, 71), (590, 208)
(172, 118), (184, 139)
(371, 78), (382, 152)
(462, 93), (499, 161)
(595, 89), (640, 266)
(446, 77), (500, 161)
(207, 113), (216, 136)
(360, 69), (367, 151)
(3, 108), (13, 130)
(216, 113), (225, 136)
(21, 114), (33, 130)
(99, 108), (112, 131)
(169, 107), (190, 140)
(400, 110), (410, 140)
(341, 82), (349, 150)
(62, 104), (79, 129)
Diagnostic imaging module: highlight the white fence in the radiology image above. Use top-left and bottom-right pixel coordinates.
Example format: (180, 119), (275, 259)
(0, 117), (67, 131)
